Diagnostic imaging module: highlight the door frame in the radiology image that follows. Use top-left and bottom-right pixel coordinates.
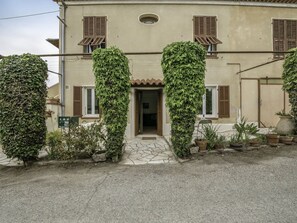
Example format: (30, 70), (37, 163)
(134, 88), (163, 136)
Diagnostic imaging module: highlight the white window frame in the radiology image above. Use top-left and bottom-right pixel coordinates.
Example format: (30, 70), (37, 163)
(83, 40), (106, 53)
(201, 85), (218, 118)
(82, 86), (99, 118)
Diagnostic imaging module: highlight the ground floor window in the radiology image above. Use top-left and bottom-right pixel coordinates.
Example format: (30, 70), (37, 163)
(201, 85), (218, 118)
(83, 87), (99, 117)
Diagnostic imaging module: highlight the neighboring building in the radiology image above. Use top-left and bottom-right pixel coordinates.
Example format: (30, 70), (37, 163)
(52, 0), (297, 139)
(47, 83), (60, 99)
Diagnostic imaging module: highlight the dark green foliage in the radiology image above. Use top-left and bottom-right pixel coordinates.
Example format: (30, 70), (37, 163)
(0, 54), (48, 162)
(46, 122), (106, 160)
(161, 42), (206, 157)
(92, 47), (130, 159)
(282, 48), (297, 133)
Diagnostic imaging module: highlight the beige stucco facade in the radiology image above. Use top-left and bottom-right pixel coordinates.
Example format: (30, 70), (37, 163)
(57, 1), (297, 138)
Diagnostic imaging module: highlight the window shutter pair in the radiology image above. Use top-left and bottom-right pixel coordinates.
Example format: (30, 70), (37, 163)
(218, 86), (230, 118)
(273, 19), (297, 57)
(78, 16), (106, 46)
(194, 16), (222, 46)
(194, 16), (216, 36)
(84, 17), (106, 37)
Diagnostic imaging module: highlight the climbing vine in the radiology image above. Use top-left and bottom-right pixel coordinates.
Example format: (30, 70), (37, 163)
(161, 41), (206, 157)
(92, 47), (130, 159)
(283, 48), (297, 133)
(0, 54), (48, 162)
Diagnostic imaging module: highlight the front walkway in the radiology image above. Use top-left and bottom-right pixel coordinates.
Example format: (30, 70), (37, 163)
(120, 136), (177, 165)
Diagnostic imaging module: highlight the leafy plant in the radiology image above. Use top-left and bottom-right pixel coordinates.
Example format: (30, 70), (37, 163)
(214, 135), (227, 149)
(46, 122), (106, 160)
(233, 117), (259, 143)
(282, 48), (297, 133)
(161, 41), (206, 157)
(46, 130), (63, 160)
(275, 110), (292, 117)
(201, 124), (219, 150)
(92, 47), (130, 159)
(0, 54), (48, 163)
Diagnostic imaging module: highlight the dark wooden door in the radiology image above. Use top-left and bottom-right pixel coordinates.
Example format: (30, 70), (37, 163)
(135, 90), (140, 136)
(157, 89), (163, 136)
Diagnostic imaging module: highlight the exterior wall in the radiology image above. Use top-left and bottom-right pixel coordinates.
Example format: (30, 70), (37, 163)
(61, 2), (297, 137)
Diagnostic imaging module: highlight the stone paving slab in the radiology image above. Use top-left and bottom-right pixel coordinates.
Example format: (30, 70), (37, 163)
(120, 136), (177, 165)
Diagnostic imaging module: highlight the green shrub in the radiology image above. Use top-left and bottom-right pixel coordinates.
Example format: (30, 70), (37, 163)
(0, 54), (48, 162)
(92, 47), (130, 159)
(282, 48), (297, 133)
(46, 122), (106, 160)
(46, 130), (63, 160)
(161, 41), (206, 157)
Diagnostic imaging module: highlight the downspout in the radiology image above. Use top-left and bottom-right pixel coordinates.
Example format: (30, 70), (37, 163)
(58, 1), (66, 116)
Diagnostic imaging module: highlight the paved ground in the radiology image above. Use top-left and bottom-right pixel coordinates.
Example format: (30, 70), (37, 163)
(120, 136), (177, 165)
(1, 145), (297, 223)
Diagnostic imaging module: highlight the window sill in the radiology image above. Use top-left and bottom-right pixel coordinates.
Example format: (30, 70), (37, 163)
(82, 115), (100, 119)
(206, 55), (218, 59)
(198, 115), (218, 120)
(81, 55), (92, 60)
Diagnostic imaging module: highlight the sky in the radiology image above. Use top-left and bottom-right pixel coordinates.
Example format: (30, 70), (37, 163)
(0, 0), (59, 87)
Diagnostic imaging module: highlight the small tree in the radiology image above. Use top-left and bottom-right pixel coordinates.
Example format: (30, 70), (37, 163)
(0, 54), (48, 162)
(161, 42), (206, 157)
(283, 48), (297, 133)
(92, 47), (130, 159)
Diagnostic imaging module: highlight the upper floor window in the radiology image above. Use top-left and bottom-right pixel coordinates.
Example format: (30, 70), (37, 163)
(78, 16), (106, 53)
(193, 16), (222, 57)
(273, 19), (297, 58)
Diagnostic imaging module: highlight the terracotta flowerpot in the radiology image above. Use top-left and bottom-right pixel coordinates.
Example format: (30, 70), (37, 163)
(249, 138), (261, 147)
(266, 134), (279, 145)
(195, 139), (207, 152)
(279, 136), (294, 145)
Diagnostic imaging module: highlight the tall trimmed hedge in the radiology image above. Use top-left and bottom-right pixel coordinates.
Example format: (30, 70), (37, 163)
(283, 48), (297, 132)
(92, 47), (130, 159)
(0, 54), (48, 162)
(161, 42), (206, 157)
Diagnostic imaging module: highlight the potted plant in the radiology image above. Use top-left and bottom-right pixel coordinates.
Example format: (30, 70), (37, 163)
(229, 133), (244, 150)
(266, 128), (279, 146)
(195, 138), (208, 152)
(279, 135), (294, 145)
(275, 110), (294, 135)
(231, 117), (259, 149)
(201, 124), (220, 150)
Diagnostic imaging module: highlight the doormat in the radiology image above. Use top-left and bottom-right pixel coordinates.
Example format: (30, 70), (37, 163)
(142, 137), (157, 140)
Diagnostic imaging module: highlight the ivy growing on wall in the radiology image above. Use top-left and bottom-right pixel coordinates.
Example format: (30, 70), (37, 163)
(283, 48), (297, 133)
(0, 54), (48, 162)
(92, 47), (130, 159)
(161, 41), (206, 157)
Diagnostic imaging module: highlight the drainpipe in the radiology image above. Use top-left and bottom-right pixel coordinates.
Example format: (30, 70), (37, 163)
(59, 1), (66, 116)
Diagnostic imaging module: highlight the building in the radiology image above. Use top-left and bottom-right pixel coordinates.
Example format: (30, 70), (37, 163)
(51, 0), (297, 138)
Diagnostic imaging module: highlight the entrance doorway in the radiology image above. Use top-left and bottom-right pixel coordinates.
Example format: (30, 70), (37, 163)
(135, 89), (163, 136)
